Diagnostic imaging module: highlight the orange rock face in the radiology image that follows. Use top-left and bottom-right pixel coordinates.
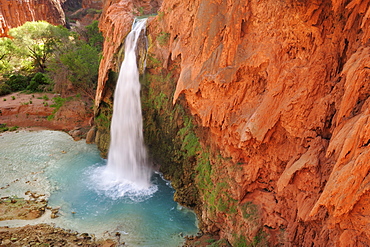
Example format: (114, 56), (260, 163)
(97, 0), (370, 245)
(82, 0), (103, 9)
(0, 93), (93, 132)
(0, 0), (66, 37)
(95, 0), (135, 107)
(95, 0), (162, 107)
(148, 0), (370, 245)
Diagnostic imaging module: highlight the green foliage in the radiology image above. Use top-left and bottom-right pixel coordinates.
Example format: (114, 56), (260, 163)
(95, 109), (113, 130)
(0, 124), (19, 133)
(3, 72), (52, 93)
(136, 6), (144, 15)
(147, 54), (161, 68)
(157, 32), (170, 46)
(209, 239), (231, 247)
(196, 152), (212, 191)
(233, 234), (248, 247)
(141, 64), (203, 208)
(27, 72), (52, 92)
(232, 230), (268, 247)
(47, 37), (101, 99)
(241, 202), (258, 220)
(87, 8), (102, 15)
(4, 74), (30, 91)
(1, 20), (102, 99)
(177, 116), (201, 157)
(61, 42), (100, 97)
(47, 96), (72, 120)
(85, 20), (104, 50)
(157, 11), (164, 21)
(0, 83), (11, 96)
(94, 101), (113, 158)
(9, 21), (70, 72)
(0, 37), (16, 74)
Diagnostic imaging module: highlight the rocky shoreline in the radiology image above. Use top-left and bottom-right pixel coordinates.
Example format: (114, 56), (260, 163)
(0, 196), (117, 246)
(0, 224), (116, 246)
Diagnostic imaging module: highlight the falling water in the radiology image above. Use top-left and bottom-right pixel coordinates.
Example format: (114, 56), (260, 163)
(100, 18), (153, 193)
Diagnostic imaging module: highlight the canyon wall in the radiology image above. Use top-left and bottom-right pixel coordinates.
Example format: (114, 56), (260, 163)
(95, 0), (370, 246)
(0, 0), (103, 37)
(82, 0), (102, 9)
(0, 0), (66, 37)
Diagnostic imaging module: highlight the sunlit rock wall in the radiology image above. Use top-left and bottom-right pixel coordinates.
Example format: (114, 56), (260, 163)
(0, 0), (66, 37)
(147, 0), (370, 245)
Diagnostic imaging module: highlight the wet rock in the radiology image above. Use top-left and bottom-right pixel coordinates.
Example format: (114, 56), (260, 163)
(86, 126), (97, 144)
(69, 128), (83, 140)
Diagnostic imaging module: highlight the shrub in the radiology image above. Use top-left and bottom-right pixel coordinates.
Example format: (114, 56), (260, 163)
(27, 72), (52, 92)
(4, 74), (30, 91)
(0, 83), (11, 96)
(157, 32), (170, 46)
(0, 124), (19, 133)
(47, 96), (72, 120)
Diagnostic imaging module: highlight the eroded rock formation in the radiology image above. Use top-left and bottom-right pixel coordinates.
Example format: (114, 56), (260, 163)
(95, 0), (162, 108)
(82, 0), (103, 9)
(0, 93), (93, 134)
(0, 0), (66, 37)
(95, 0), (370, 246)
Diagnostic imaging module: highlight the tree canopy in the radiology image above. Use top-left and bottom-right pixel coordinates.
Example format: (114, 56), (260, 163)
(9, 21), (71, 73)
(0, 20), (103, 99)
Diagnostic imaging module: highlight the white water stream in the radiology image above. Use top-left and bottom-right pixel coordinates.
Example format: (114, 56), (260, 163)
(101, 18), (153, 192)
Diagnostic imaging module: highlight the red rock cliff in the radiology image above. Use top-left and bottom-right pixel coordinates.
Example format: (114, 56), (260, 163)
(96, 0), (370, 246)
(0, 0), (66, 37)
(82, 0), (102, 9)
(95, 0), (162, 106)
(151, 0), (370, 245)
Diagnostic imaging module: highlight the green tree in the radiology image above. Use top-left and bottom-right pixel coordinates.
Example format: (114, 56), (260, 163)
(47, 41), (101, 99)
(47, 20), (102, 99)
(8, 21), (70, 72)
(85, 20), (104, 50)
(61, 41), (100, 99)
(0, 37), (16, 74)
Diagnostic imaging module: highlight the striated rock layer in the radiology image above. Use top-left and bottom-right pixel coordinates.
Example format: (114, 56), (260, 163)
(0, 0), (66, 37)
(0, 92), (93, 135)
(96, 0), (370, 246)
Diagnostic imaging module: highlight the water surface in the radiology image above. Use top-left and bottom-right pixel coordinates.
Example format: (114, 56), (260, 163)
(0, 130), (198, 246)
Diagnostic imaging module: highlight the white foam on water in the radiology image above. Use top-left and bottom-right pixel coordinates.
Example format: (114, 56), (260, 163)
(87, 165), (158, 202)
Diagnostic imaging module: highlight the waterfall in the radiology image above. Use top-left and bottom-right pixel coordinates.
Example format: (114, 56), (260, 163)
(103, 18), (152, 190)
